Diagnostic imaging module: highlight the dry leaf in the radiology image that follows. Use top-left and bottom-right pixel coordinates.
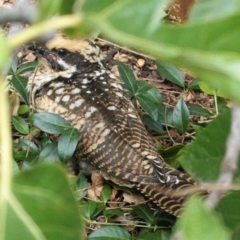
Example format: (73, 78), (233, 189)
(184, 91), (194, 102)
(169, 129), (180, 138)
(91, 172), (104, 197)
(108, 188), (119, 208)
(148, 80), (173, 90)
(87, 183), (98, 201)
(113, 215), (136, 231)
(137, 59), (145, 68)
(24, 52), (36, 62)
(109, 188), (118, 201)
(9, 91), (20, 116)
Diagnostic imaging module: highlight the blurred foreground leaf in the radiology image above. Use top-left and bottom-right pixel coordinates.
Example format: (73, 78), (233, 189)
(0, 164), (82, 240)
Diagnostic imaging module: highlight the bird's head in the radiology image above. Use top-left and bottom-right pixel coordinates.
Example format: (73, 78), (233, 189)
(29, 36), (104, 72)
(27, 36), (105, 96)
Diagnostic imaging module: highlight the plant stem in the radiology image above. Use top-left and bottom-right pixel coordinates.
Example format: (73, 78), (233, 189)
(7, 14), (82, 50)
(214, 91), (219, 115)
(0, 75), (13, 238)
(84, 217), (169, 230)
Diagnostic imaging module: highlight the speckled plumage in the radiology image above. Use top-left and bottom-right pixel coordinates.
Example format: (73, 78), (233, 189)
(28, 37), (197, 216)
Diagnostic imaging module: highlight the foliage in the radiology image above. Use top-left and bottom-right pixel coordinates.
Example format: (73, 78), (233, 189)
(3, 164), (83, 240)
(0, 0), (240, 239)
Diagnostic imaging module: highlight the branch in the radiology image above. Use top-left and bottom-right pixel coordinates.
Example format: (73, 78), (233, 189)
(0, 0), (37, 26)
(205, 104), (240, 209)
(3, 0), (55, 44)
(171, 104), (240, 240)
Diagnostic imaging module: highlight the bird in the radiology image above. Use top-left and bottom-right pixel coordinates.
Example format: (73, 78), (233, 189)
(27, 36), (198, 216)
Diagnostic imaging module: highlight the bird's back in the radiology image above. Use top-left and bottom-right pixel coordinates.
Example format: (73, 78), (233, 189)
(28, 37), (197, 216)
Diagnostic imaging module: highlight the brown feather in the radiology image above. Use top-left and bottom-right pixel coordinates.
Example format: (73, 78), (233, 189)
(28, 37), (203, 216)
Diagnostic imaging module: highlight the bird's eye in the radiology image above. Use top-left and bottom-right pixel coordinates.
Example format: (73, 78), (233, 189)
(57, 48), (68, 56)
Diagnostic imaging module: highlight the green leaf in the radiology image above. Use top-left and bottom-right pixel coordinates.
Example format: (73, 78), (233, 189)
(165, 108), (173, 126)
(189, 0), (240, 22)
(12, 116), (29, 135)
(29, 113), (71, 134)
(76, 172), (88, 200)
(18, 105), (29, 115)
(103, 209), (124, 220)
(13, 142), (22, 150)
(216, 191), (240, 230)
(40, 136), (51, 149)
(156, 62), (185, 88)
(191, 124), (204, 136)
(160, 145), (184, 158)
(14, 150), (28, 161)
(17, 61), (38, 74)
(188, 105), (212, 117)
(174, 197), (230, 240)
(146, 87), (162, 104)
(22, 152), (40, 169)
(82, 201), (97, 219)
(136, 80), (155, 94)
(19, 139), (39, 154)
(97, 0), (167, 35)
(37, 0), (63, 21)
(11, 75), (28, 104)
(136, 85), (163, 105)
(9, 57), (18, 74)
(188, 79), (200, 90)
(82, 201), (105, 219)
(137, 229), (168, 240)
(58, 128), (79, 163)
(12, 160), (20, 175)
(136, 94), (159, 121)
(59, 0), (76, 15)
(82, 0), (240, 104)
(172, 98), (189, 134)
(82, 0), (121, 15)
(117, 62), (137, 96)
(178, 109), (234, 182)
(133, 204), (157, 224)
(215, 97), (229, 113)
(39, 0), (75, 18)
(199, 81), (226, 97)
(135, 80), (163, 104)
(141, 114), (163, 133)
(1, 164), (82, 240)
(137, 230), (156, 240)
(159, 230), (171, 240)
(232, 227), (240, 240)
(38, 142), (59, 163)
(88, 226), (131, 240)
(100, 185), (111, 205)
(135, 82), (163, 124)
(92, 202), (105, 218)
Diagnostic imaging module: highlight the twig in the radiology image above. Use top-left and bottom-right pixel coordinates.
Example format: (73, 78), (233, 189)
(205, 104), (240, 209)
(171, 104), (240, 240)
(213, 91), (219, 115)
(0, 75), (13, 240)
(164, 100), (177, 145)
(8, 14), (81, 49)
(84, 217), (169, 230)
(97, 37), (155, 60)
(0, 0), (37, 25)
(3, 0), (31, 76)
